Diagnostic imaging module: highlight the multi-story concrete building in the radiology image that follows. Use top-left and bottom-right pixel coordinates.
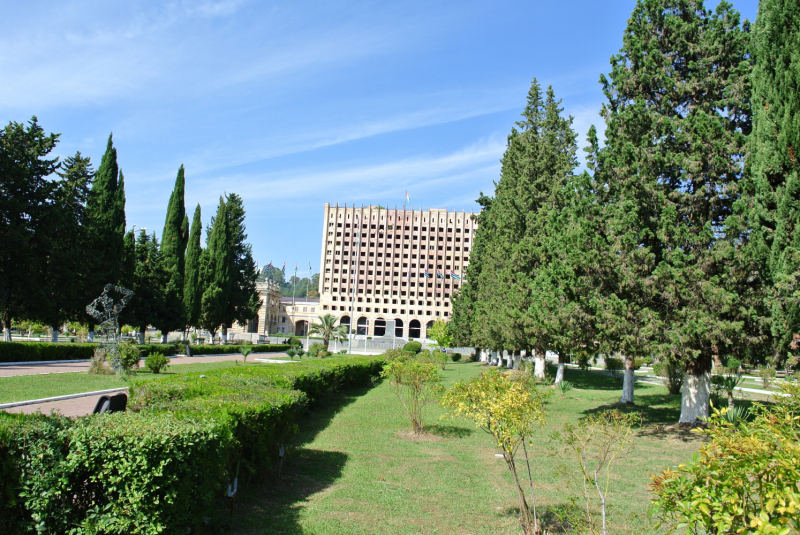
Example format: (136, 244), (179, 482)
(278, 297), (321, 335)
(318, 203), (476, 340)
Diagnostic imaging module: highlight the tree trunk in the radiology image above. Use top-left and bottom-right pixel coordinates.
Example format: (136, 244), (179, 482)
(221, 326), (228, 345)
(507, 351), (515, 369)
(1, 313), (10, 341)
(161, 333), (168, 344)
(88, 331), (95, 343)
(139, 328), (146, 345)
(619, 355), (636, 404)
(51, 327), (59, 343)
(679, 371), (711, 424)
(497, 351), (504, 367)
(533, 350), (546, 380)
(727, 391), (735, 410)
(554, 353), (565, 385)
(513, 352), (522, 370)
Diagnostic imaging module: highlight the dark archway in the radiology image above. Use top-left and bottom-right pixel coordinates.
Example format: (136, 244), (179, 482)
(425, 320), (434, 339)
(295, 321), (307, 336)
(357, 316), (368, 336)
(374, 318), (386, 336)
(394, 318), (404, 337)
(409, 319), (421, 339)
(340, 315), (350, 332)
(247, 314), (259, 333)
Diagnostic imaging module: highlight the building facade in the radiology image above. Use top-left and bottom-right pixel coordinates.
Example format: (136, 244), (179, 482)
(318, 203), (476, 340)
(229, 279), (283, 336)
(278, 297), (321, 336)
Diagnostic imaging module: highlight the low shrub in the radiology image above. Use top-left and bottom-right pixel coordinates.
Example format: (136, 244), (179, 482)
(0, 356), (384, 533)
(604, 356), (623, 375)
(0, 342), (181, 364)
(451, 352), (462, 362)
(653, 361), (683, 395)
(118, 342), (142, 371)
(382, 348), (413, 362)
(144, 352), (170, 373)
(402, 341), (423, 354)
(189, 344), (290, 356)
(725, 358), (742, 372)
(88, 348), (113, 375)
(756, 365), (777, 389)
(308, 343), (330, 359)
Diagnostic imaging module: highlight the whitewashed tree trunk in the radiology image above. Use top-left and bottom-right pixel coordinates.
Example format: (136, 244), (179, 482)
(51, 328), (59, 343)
(497, 350), (504, 367)
(554, 357), (565, 385)
(507, 351), (515, 369)
(88, 331), (95, 343)
(221, 326), (228, 345)
(513, 352), (522, 370)
(533, 350), (546, 379)
(139, 330), (146, 344)
(620, 355), (636, 404)
(679, 372), (711, 424)
(161, 333), (168, 344)
(3, 329), (10, 342)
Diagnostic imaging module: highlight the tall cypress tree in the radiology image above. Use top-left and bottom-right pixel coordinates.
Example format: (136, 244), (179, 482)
(200, 197), (231, 341)
(221, 193), (261, 339)
(598, 0), (751, 423)
(85, 134), (126, 331)
(183, 204), (203, 332)
(154, 165), (189, 340)
(122, 230), (166, 343)
(746, 0), (800, 362)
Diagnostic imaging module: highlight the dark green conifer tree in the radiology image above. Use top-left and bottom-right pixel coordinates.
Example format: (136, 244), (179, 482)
(597, 0), (751, 423)
(200, 197), (232, 341)
(154, 165), (189, 340)
(746, 0), (800, 362)
(85, 134), (126, 335)
(0, 118), (59, 341)
(221, 193), (261, 340)
(183, 204), (203, 333)
(122, 230), (166, 343)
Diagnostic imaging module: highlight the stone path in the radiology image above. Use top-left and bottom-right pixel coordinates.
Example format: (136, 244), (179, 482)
(3, 392), (125, 417)
(0, 352), (289, 377)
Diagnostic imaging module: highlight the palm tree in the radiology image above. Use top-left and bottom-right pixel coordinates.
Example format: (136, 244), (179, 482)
(310, 314), (348, 350)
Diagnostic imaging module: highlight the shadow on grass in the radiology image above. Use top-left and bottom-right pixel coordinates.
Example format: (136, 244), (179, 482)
(229, 385), (372, 534)
(563, 368), (623, 391)
(425, 423), (474, 439)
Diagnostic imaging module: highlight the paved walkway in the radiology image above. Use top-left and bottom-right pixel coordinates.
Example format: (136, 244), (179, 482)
(3, 392), (121, 417)
(0, 352), (289, 377)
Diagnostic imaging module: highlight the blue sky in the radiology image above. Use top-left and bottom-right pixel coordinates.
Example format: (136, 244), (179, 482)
(2, 0), (760, 277)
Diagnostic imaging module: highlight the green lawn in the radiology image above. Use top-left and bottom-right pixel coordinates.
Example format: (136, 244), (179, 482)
(0, 360), (271, 404)
(230, 363), (706, 535)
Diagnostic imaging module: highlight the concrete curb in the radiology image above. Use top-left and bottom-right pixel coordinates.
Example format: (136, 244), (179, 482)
(0, 388), (128, 410)
(0, 359), (91, 367)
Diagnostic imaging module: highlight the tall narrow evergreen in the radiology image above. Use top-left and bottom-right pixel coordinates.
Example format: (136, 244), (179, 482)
(222, 193), (261, 339)
(200, 197), (232, 340)
(746, 0), (800, 362)
(121, 230), (166, 343)
(597, 0), (751, 423)
(183, 205), (203, 331)
(85, 134), (126, 326)
(154, 165), (189, 339)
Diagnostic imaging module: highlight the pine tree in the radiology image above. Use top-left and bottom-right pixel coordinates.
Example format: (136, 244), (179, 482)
(598, 0), (751, 423)
(85, 134), (126, 332)
(41, 153), (94, 340)
(221, 193), (261, 340)
(183, 204), (203, 332)
(122, 230), (167, 343)
(0, 118), (60, 341)
(746, 0), (800, 363)
(154, 165), (189, 340)
(200, 197), (231, 341)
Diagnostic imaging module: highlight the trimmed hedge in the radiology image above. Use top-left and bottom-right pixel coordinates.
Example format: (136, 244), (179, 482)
(0, 356), (384, 533)
(0, 342), (291, 363)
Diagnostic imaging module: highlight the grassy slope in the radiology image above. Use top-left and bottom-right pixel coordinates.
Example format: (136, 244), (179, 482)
(231, 363), (706, 535)
(0, 360), (261, 403)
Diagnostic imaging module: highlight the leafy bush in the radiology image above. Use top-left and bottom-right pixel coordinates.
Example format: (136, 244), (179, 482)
(756, 365), (777, 389)
(118, 342), (142, 371)
(556, 380), (574, 397)
(451, 352), (462, 362)
(575, 352), (592, 370)
(380, 358), (442, 433)
(653, 361), (683, 395)
(604, 356), (623, 375)
(651, 382), (800, 534)
(382, 348), (413, 362)
(189, 343), (290, 356)
(307, 343), (329, 359)
(725, 358), (742, 372)
(402, 341), (423, 354)
(144, 352), (170, 373)
(0, 342), (95, 363)
(88, 348), (113, 375)
(0, 356), (384, 533)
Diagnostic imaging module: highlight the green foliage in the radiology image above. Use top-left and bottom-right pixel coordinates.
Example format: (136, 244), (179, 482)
(117, 342), (141, 372)
(757, 365), (777, 389)
(239, 345), (254, 363)
(0, 342), (96, 363)
(200, 197), (232, 337)
(402, 341), (422, 354)
(307, 343), (329, 359)
(155, 165), (188, 335)
(710, 372), (744, 409)
(183, 205), (203, 330)
(380, 358), (442, 433)
(427, 319), (453, 350)
(144, 352), (169, 374)
(550, 410), (640, 535)
(309, 314), (347, 349)
(653, 361), (683, 395)
(88, 348), (113, 375)
(451, 352), (462, 363)
(726, 358), (742, 372)
(442, 368), (549, 534)
(222, 193), (261, 335)
(0, 357), (384, 533)
(651, 383), (800, 534)
(604, 356), (623, 376)
(189, 343), (290, 356)
(556, 380), (574, 398)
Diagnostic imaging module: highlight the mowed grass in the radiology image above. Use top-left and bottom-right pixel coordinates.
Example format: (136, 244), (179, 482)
(0, 360), (271, 404)
(230, 363), (706, 535)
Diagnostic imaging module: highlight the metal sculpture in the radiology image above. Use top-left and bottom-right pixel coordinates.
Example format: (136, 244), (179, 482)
(86, 284), (134, 375)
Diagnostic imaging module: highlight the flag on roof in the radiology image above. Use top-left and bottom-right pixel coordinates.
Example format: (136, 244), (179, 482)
(450, 270), (461, 281)
(424, 270), (431, 278)
(437, 270), (445, 279)
(405, 191), (410, 203)
(282, 262), (286, 275)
